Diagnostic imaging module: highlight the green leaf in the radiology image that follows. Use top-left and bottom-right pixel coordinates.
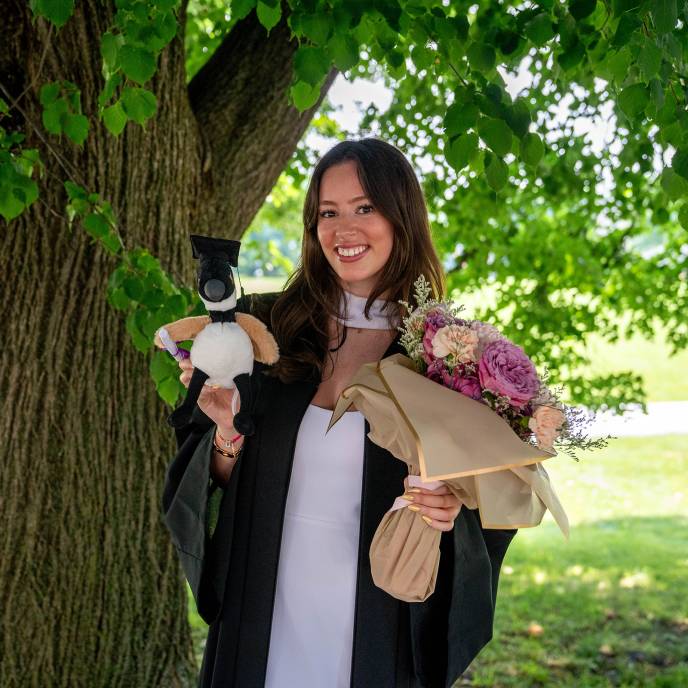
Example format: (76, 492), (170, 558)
(0, 185), (25, 221)
(301, 12), (332, 44)
(660, 168), (688, 199)
(150, 350), (173, 384)
(62, 113), (89, 145)
(100, 32), (119, 69)
(294, 45), (330, 86)
(445, 132), (478, 172)
(100, 232), (123, 255)
(604, 48), (632, 84)
(232, 0), (256, 20)
(103, 101), (128, 136)
(121, 87), (157, 125)
(520, 132), (544, 166)
(64, 180), (87, 200)
(495, 29), (520, 55)
(611, 14), (641, 49)
(123, 275), (144, 301)
(504, 100), (531, 138)
(557, 39), (586, 71)
(42, 98), (68, 135)
(477, 117), (512, 157)
(678, 203), (688, 230)
(32, 0), (75, 28)
(157, 377), (181, 406)
(524, 14), (555, 46)
(290, 80), (320, 110)
(671, 149), (688, 181)
(39, 82), (61, 107)
(618, 83), (648, 119)
(98, 73), (122, 108)
(485, 152), (508, 191)
(108, 286), (130, 310)
(327, 34), (359, 72)
(126, 310), (150, 353)
(83, 212), (109, 239)
(444, 102), (478, 137)
(652, 0), (677, 34)
(410, 43), (434, 71)
(568, 0), (597, 21)
(256, 0), (282, 33)
(467, 42), (496, 73)
(119, 45), (156, 84)
(638, 41), (662, 82)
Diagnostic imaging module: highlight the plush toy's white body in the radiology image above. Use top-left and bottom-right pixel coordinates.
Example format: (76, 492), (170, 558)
(190, 321), (253, 388)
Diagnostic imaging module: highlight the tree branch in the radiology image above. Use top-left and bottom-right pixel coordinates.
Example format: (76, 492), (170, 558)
(188, 3), (339, 237)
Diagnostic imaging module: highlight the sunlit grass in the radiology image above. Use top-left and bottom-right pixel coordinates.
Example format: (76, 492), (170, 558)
(461, 434), (688, 687)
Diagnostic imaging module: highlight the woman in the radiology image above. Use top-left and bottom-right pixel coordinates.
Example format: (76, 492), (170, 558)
(162, 139), (516, 688)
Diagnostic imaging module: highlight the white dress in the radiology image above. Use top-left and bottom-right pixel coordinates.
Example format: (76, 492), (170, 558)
(264, 404), (365, 688)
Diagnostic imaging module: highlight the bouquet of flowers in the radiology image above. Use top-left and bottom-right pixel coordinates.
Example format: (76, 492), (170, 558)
(398, 274), (607, 459)
(327, 275), (609, 603)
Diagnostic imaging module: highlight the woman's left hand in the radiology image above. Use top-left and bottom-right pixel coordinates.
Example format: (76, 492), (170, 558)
(402, 477), (462, 532)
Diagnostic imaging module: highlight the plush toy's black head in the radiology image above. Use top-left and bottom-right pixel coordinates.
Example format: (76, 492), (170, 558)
(190, 235), (241, 304)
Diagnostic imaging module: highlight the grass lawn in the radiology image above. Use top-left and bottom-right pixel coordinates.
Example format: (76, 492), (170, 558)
(462, 434), (688, 687)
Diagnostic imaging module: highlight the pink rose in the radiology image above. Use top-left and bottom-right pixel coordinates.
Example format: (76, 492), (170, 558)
(478, 339), (540, 408)
(421, 310), (448, 364)
(528, 405), (566, 451)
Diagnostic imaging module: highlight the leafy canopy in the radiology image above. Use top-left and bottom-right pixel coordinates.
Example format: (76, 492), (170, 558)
(4, 0), (687, 411)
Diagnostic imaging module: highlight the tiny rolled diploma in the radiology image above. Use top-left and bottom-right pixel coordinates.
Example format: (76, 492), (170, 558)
(158, 327), (190, 361)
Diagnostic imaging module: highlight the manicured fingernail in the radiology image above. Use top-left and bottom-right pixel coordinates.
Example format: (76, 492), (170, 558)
(407, 488), (422, 493)
(407, 505), (421, 512)
(401, 494), (415, 501)
(421, 516), (433, 526)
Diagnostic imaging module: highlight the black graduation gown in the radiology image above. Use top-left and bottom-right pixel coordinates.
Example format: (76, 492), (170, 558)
(161, 293), (517, 688)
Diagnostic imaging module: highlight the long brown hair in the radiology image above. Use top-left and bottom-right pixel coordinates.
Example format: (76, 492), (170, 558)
(265, 138), (445, 384)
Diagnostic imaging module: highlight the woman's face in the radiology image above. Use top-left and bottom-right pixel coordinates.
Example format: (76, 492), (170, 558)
(316, 160), (394, 298)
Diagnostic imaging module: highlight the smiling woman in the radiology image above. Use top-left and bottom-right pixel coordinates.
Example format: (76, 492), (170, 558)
(163, 138), (517, 688)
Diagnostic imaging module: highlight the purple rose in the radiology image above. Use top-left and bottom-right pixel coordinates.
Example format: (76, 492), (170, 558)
(454, 375), (483, 401)
(478, 339), (540, 408)
(425, 358), (447, 383)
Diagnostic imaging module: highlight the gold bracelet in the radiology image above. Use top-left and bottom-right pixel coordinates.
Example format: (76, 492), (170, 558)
(212, 434), (244, 459)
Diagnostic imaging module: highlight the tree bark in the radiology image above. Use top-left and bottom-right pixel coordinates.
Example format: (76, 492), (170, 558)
(0, 1), (336, 685)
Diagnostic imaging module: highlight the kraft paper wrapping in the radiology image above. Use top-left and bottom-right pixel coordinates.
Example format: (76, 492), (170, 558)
(327, 353), (570, 602)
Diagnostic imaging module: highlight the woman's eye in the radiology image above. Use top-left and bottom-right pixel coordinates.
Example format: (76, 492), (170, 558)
(318, 204), (373, 218)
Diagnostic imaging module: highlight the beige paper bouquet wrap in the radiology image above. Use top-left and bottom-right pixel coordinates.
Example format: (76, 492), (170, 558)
(327, 353), (570, 603)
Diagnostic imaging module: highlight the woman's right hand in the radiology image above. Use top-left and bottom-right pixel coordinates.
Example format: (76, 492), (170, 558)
(178, 358), (237, 431)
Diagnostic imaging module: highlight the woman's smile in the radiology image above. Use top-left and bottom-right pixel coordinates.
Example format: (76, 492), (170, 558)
(335, 244), (370, 261)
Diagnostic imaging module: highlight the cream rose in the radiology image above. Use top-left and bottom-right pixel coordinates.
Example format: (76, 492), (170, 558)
(528, 405), (566, 451)
(431, 324), (479, 362)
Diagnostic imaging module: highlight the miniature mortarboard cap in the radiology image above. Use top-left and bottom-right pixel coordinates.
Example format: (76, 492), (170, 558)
(190, 234), (241, 267)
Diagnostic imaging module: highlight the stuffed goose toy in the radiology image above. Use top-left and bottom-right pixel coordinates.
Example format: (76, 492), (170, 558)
(154, 234), (279, 435)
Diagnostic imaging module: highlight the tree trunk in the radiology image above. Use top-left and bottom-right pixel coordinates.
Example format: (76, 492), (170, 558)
(0, 1), (335, 685)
